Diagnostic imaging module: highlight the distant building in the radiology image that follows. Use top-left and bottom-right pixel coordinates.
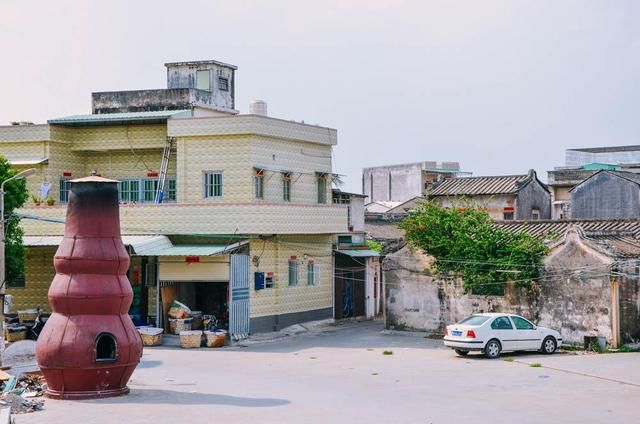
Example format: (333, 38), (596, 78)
(427, 169), (551, 221)
(571, 170), (640, 219)
(548, 146), (640, 219)
(566, 145), (640, 168)
(362, 161), (465, 204)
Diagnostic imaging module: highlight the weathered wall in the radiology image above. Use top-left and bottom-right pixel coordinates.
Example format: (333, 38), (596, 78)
(383, 238), (631, 345)
(349, 196), (366, 232)
(572, 172), (640, 219)
(434, 194), (516, 221)
(515, 179), (551, 220)
(363, 162), (425, 203)
(166, 62), (235, 110)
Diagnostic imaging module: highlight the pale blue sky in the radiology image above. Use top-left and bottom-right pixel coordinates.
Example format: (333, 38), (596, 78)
(2, 0), (640, 193)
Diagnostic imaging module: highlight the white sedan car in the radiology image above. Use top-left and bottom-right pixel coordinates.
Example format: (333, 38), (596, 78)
(443, 313), (562, 359)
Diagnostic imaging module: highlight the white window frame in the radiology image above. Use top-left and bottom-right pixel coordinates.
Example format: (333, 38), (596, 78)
(255, 170), (265, 199)
(59, 177), (71, 203)
(317, 173), (327, 204)
(282, 172), (291, 202)
(196, 70), (211, 91)
(288, 259), (299, 286)
(307, 262), (319, 286)
(203, 171), (224, 199)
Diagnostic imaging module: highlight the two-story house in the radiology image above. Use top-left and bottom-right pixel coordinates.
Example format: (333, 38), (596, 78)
(0, 60), (347, 338)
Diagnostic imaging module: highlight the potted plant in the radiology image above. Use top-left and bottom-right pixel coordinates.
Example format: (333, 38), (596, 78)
(31, 194), (42, 206)
(46, 196), (56, 206)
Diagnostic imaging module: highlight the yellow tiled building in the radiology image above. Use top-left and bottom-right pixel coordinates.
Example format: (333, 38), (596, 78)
(0, 60), (347, 337)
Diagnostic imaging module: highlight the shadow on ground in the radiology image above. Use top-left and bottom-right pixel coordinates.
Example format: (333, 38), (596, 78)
(82, 389), (290, 407)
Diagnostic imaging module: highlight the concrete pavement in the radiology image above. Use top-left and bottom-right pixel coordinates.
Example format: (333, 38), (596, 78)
(16, 320), (640, 424)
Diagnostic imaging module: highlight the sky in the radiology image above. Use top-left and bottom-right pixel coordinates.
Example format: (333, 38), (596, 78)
(2, 0), (640, 193)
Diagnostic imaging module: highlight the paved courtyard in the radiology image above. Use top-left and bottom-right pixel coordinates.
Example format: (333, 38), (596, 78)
(17, 320), (640, 424)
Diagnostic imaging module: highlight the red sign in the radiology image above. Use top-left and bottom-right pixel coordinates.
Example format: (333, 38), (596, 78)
(185, 256), (200, 264)
(147, 172), (159, 177)
(63, 172), (72, 177)
(503, 207), (514, 211)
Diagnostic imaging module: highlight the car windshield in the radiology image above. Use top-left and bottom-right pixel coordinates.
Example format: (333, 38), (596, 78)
(457, 315), (490, 326)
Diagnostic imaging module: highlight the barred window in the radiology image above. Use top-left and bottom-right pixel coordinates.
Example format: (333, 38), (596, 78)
(218, 77), (229, 91)
(255, 170), (264, 199)
(204, 172), (223, 198)
(59, 178), (71, 203)
(282, 173), (291, 202)
(317, 173), (327, 204)
(119, 180), (140, 203)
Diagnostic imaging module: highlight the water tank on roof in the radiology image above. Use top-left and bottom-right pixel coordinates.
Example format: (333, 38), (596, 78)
(249, 100), (268, 116)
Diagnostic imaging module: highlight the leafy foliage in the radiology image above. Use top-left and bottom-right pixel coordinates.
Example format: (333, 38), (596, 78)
(366, 239), (384, 254)
(0, 156), (29, 287)
(399, 201), (547, 295)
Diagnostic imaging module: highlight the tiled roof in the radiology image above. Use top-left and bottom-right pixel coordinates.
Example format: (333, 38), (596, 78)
(497, 219), (640, 258)
(429, 174), (530, 196)
(365, 221), (405, 240)
(495, 219), (640, 239)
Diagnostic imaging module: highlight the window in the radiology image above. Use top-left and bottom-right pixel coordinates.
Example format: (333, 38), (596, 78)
(196, 70), (211, 91)
(282, 173), (291, 202)
(218, 77), (229, 91)
(59, 178), (71, 203)
(317, 173), (327, 204)
(511, 316), (535, 330)
(119, 180), (140, 203)
(254, 170), (264, 199)
(337, 235), (353, 245)
(307, 262), (319, 286)
(503, 212), (514, 220)
(288, 259), (299, 286)
(204, 172), (223, 198)
(532, 209), (540, 220)
(457, 315), (490, 326)
(491, 316), (513, 330)
(117, 178), (176, 203)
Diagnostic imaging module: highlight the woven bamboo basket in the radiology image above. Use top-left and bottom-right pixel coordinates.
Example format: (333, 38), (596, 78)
(169, 318), (192, 335)
(18, 310), (38, 324)
(204, 330), (226, 348)
(180, 331), (203, 349)
(5, 326), (27, 342)
(138, 327), (163, 347)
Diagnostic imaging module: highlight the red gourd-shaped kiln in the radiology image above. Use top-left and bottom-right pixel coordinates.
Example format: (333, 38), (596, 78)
(36, 177), (142, 399)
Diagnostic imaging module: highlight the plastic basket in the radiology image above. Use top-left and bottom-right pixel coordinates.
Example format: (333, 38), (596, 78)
(179, 330), (202, 349)
(169, 318), (192, 335)
(204, 330), (227, 348)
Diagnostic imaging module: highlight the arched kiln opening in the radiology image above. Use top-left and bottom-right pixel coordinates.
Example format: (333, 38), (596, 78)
(95, 333), (118, 363)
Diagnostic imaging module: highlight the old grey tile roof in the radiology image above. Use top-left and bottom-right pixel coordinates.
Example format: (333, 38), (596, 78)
(497, 219), (640, 258)
(428, 171), (537, 196)
(365, 221), (405, 240)
(496, 219), (640, 239)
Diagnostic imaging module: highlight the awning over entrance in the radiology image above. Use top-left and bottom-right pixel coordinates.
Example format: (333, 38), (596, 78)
(335, 249), (380, 258)
(23, 235), (247, 256)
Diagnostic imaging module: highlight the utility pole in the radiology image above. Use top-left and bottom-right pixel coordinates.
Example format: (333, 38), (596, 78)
(0, 168), (37, 360)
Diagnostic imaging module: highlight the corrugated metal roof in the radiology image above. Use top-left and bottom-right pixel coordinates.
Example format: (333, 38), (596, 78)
(48, 110), (191, 127)
(335, 249), (380, 257)
(7, 157), (48, 166)
(429, 174), (531, 196)
(23, 235), (168, 247)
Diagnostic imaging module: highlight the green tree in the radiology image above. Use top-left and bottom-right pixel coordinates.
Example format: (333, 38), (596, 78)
(399, 200), (547, 295)
(0, 156), (29, 288)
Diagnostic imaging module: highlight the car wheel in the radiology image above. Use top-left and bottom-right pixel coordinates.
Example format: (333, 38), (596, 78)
(484, 339), (501, 359)
(541, 336), (557, 354)
(454, 349), (469, 356)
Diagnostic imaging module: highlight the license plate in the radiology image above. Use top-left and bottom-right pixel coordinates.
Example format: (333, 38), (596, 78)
(451, 331), (462, 337)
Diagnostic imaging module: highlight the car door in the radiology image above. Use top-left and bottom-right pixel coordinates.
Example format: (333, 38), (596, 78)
(510, 316), (542, 350)
(490, 316), (517, 351)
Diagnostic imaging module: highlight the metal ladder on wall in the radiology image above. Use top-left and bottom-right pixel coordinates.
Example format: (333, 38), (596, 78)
(154, 136), (175, 203)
